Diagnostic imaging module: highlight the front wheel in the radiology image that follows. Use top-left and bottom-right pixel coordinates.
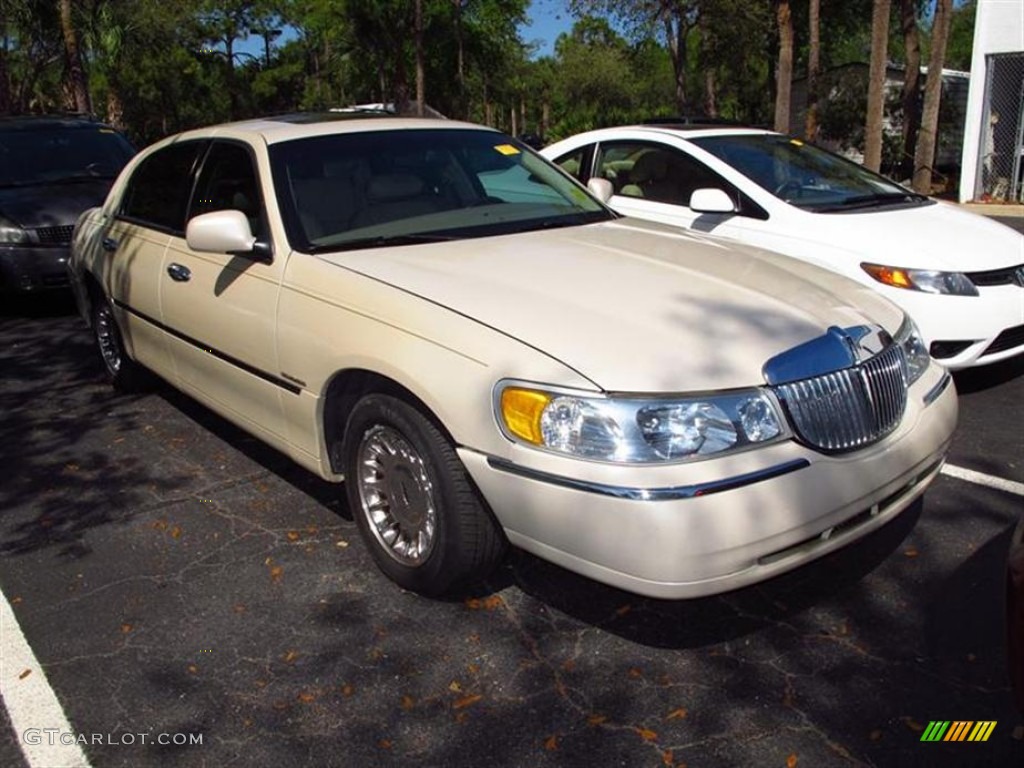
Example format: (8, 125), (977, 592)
(92, 293), (146, 391)
(341, 394), (506, 596)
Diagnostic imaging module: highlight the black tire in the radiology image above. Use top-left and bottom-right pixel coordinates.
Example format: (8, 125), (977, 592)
(341, 393), (506, 596)
(91, 293), (146, 392)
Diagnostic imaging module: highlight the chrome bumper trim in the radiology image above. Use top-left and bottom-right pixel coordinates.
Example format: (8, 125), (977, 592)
(485, 457), (810, 501)
(923, 370), (952, 406)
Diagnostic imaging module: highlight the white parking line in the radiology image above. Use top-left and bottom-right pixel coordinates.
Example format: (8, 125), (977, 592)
(0, 587), (90, 768)
(942, 463), (1024, 497)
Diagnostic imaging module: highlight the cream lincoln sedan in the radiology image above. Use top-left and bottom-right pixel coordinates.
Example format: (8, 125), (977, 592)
(69, 114), (957, 599)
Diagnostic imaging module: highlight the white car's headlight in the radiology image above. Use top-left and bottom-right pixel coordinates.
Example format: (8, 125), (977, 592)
(861, 263), (978, 296)
(496, 383), (788, 463)
(895, 316), (930, 384)
(0, 217), (29, 244)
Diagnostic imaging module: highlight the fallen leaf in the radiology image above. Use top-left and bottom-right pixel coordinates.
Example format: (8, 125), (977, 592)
(448, 680), (463, 693)
(120, 623), (133, 634)
(170, 526), (182, 539)
(18, 669), (31, 680)
(282, 649), (298, 663)
(297, 691), (316, 703)
(662, 750), (674, 767)
(786, 753), (798, 768)
(481, 595), (503, 610)
(587, 714), (607, 726)
(666, 707), (688, 720)
(341, 684), (354, 697)
(543, 734), (559, 751)
(287, 531), (300, 541)
(233, 604), (247, 614)
(378, 739), (392, 750)
(628, 668), (643, 679)
(454, 711), (469, 724)
(615, 604), (632, 617)
(903, 546), (919, 558)
(11, 596), (22, 604)
(900, 717), (925, 733)
(639, 728), (658, 742)
(187, 665), (198, 674)
(336, 540), (349, 548)
(453, 694), (482, 709)
(270, 566), (284, 582)
(869, 730), (882, 741)
(467, 663), (479, 674)
(306, 525), (318, 534)
(400, 695), (415, 711)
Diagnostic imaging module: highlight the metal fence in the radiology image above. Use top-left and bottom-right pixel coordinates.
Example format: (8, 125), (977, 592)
(976, 52), (1024, 202)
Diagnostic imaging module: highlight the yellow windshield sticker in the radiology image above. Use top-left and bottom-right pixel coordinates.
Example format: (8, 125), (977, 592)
(790, 138), (804, 146)
(494, 144), (520, 155)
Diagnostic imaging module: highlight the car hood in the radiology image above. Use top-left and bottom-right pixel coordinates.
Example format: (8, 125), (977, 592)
(0, 180), (113, 228)
(321, 218), (904, 392)
(803, 200), (1024, 271)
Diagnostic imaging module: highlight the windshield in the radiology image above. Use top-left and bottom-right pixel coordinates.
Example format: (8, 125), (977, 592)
(269, 128), (612, 253)
(690, 133), (931, 212)
(0, 125), (135, 187)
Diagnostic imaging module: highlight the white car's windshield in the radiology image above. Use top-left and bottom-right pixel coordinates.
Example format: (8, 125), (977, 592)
(270, 128), (612, 253)
(690, 133), (932, 212)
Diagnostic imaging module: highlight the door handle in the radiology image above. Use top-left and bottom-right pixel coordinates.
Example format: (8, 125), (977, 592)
(102, 237), (118, 252)
(166, 263), (191, 282)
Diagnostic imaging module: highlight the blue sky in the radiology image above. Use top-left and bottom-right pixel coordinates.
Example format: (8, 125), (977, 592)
(519, 0), (577, 58)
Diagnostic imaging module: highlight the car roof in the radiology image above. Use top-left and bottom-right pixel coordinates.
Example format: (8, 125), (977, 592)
(171, 112), (497, 146)
(0, 114), (115, 132)
(568, 124), (775, 142)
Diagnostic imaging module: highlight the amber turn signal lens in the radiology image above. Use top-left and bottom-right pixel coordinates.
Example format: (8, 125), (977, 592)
(861, 263), (913, 289)
(500, 388), (551, 445)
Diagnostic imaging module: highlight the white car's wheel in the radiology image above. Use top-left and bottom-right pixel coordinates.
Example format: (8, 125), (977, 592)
(92, 293), (146, 392)
(342, 394), (506, 595)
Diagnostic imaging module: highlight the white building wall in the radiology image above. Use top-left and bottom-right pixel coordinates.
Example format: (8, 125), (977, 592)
(960, 0), (1024, 202)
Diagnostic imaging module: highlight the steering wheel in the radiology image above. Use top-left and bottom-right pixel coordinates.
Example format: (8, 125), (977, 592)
(773, 179), (803, 199)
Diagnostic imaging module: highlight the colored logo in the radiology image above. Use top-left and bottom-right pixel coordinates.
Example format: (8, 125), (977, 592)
(920, 721), (996, 742)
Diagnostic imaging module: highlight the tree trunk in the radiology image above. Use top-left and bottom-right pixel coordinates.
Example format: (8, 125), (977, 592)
(414, 0), (424, 116)
(661, 6), (687, 113)
(913, 0), (953, 193)
(0, 7), (11, 114)
(804, 0), (820, 140)
(542, 100), (550, 139)
(864, 0), (891, 172)
(58, 0), (91, 114)
(454, 0), (465, 119)
(774, 1), (793, 133)
(900, 0), (922, 180)
(704, 69), (717, 118)
(106, 87), (125, 130)
(225, 39), (237, 118)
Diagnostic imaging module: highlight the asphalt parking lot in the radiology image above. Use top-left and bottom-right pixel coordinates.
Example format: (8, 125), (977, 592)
(1, 259), (1022, 767)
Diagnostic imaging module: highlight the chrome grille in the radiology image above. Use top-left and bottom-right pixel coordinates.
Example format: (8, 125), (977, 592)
(33, 225), (75, 245)
(774, 344), (908, 453)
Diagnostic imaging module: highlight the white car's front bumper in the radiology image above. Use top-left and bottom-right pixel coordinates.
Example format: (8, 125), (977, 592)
(461, 368), (958, 599)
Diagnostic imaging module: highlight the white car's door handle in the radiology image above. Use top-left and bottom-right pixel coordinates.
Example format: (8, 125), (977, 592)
(102, 237), (118, 252)
(166, 263), (191, 282)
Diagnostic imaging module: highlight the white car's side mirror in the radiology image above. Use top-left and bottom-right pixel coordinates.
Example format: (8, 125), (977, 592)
(587, 177), (613, 203)
(186, 210), (258, 255)
(690, 188), (736, 214)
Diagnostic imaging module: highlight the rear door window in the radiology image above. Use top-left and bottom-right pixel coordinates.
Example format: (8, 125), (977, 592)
(120, 142), (207, 233)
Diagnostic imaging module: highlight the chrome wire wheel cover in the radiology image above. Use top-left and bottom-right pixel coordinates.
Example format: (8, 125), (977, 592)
(95, 304), (122, 374)
(355, 425), (438, 566)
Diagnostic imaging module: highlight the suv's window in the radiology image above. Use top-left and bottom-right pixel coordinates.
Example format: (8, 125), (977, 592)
(0, 124), (134, 187)
(596, 141), (731, 207)
(121, 142), (207, 232)
(189, 142), (265, 240)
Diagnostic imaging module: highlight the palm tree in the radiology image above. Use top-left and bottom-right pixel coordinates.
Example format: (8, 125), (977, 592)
(864, 0), (891, 172)
(774, 0), (793, 133)
(913, 0), (953, 193)
(899, 0), (921, 180)
(58, 0), (91, 113)
(804, 0), (820, 140)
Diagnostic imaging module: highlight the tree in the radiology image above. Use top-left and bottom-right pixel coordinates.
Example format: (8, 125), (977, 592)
(773, 0), (792, 133)
(804, 0), (820, 140)
(863, 0), (891, 171)
(899, 0), (921, 179)
(58, 0), (90, 113)
(913, 0), (952, 193)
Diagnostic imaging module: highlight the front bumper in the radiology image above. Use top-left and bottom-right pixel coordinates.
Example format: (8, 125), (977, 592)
(892, 285), (1024, 369)
(0, 245), (71, 293)
(461, 366), (958, 599)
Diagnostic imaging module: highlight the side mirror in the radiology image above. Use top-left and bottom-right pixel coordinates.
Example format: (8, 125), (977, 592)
(587, 177), (613, 203)
(186, 210), (271, 261)
(689, 188), (736, 214)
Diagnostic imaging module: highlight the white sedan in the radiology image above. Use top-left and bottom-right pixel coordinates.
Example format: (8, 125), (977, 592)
(69, 116), (956, 599)
(543, 125), (1024, 369)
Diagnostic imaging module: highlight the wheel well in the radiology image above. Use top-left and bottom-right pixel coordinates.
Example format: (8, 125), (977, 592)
(323, 369), (455, 474)
(82, 271), (104, 321)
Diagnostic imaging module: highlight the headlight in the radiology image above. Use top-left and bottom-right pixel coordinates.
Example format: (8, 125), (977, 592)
(895, 316), (930, 384)
(861, 263), (978, 296)
(497, 382), (787, 463)
(0, 217), (29, 244)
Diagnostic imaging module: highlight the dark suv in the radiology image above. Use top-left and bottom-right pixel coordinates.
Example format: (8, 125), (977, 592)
(0, 115), (135, 294)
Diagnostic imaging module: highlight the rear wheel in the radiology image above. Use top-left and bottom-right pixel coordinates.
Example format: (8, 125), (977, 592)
(341, 394), (506, 596)
(92, 293), (146, 391)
